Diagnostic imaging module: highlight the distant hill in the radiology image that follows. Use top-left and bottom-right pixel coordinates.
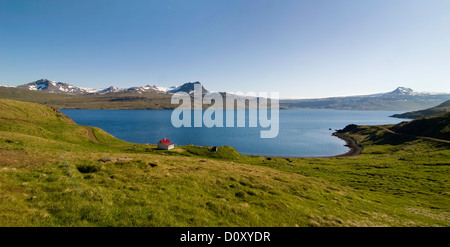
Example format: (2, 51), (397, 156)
(391, 100), (450, 119)
(280, 87), (450, 111)
(390, 112), (450, 141)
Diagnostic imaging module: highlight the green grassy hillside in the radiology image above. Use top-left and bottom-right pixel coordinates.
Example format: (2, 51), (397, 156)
(0, 99), (122, 145)
(0, 99), (449, 226)
(390, 112), (450, 141)
(391, 100), (450, 119)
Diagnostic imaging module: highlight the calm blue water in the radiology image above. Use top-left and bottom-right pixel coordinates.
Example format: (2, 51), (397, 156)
(61, 109), (408, 157)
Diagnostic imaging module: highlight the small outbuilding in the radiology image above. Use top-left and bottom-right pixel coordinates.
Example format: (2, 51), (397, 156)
(158, 138), (174, 150)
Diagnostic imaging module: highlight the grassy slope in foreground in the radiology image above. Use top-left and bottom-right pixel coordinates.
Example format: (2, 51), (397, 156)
(391, 100), (450, 119)
(0, 98), (449, 226)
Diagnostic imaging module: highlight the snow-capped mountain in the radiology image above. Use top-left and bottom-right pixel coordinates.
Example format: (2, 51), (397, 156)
(166, 81), (208, 94)
(10, 79), (208, 95)
(384, 87), (435, 96)
(390, 87), (415, 95)
(17, 79), (95, 95)
(96, 86), (126, 94)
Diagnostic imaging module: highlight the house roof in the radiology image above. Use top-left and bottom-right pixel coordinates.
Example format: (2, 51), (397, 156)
(159, 138), (173, 145)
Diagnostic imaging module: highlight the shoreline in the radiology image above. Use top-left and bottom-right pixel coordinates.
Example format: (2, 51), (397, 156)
(331, 132), (363, 157)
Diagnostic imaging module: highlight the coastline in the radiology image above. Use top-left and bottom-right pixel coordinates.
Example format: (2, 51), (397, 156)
(331, 132), (363, 157)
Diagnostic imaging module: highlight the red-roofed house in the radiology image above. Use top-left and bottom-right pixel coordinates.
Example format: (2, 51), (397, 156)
(158, 138), (174, 150)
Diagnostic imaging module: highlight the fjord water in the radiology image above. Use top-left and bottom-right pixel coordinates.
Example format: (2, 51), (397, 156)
(61, 109), (407, 157)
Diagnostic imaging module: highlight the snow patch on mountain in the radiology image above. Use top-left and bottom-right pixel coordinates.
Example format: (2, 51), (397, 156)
(155, 86), (177, 93)
(96, 86), (126, 94)
(78, 87), (104, 93)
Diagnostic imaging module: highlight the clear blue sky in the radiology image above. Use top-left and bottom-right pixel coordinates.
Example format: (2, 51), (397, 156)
(1, 0), (449, 98)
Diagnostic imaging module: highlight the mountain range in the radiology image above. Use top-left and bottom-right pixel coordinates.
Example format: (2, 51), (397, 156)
(1, 79), (449, 111)
(280, 87), (450, 111)
(13, 79), (207, 95)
